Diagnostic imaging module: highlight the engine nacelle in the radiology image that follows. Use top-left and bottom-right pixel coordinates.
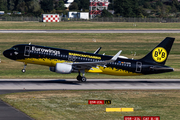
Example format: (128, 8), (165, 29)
(50, 63), (72, 74)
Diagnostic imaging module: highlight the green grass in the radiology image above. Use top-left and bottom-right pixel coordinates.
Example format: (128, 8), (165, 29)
(0, 33), (180, 79)
(1, 90), (180, 120)
(1, 21), (180, 29)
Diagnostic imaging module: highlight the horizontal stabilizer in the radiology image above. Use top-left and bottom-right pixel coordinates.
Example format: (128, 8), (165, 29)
(150, 66), (174, 73)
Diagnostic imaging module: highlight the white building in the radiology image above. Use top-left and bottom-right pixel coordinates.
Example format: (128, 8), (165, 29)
(64, 0), (74, 8)
(0, 11), (4, 15)
(68, 12), (89, 20)
(78, 12), (89, 20)
(68, 12), (78, 18)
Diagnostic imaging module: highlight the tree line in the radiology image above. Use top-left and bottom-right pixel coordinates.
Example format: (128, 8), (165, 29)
(113, 0), (180, 18)
(0, 0), (180, 18)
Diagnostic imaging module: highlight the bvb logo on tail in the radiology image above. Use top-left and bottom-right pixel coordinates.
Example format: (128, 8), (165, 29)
(152, 47), (167, 62)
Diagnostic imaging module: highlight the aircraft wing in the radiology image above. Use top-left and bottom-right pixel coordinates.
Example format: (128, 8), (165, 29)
(69, 50), (122, 70)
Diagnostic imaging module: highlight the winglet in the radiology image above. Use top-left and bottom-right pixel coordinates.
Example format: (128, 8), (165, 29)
(111, 50), (122, 61)
(94, 47), (102, 54)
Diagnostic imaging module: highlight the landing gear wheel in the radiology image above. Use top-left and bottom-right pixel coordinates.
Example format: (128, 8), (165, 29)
(22, 69), (26, 73)
(81, 77), (86, 82)
(76, 75), (82, 81)
(76, 70), (87, 82)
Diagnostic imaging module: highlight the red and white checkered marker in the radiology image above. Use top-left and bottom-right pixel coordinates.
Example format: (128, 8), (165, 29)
(43, 14), (59, 22)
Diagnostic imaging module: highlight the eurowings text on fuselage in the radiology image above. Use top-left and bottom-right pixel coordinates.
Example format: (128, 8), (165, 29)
(3, 37), (175, 82)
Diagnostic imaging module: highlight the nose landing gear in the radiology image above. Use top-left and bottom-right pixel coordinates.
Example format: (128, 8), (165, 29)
(22, 64), (27, 73)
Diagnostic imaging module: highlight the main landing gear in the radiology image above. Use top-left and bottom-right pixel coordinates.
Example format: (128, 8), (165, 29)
(22, 64), (27, 73)
(76, 71), (87, 82)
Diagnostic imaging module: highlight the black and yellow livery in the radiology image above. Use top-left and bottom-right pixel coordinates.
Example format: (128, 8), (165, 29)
(3, 37), (175, 82)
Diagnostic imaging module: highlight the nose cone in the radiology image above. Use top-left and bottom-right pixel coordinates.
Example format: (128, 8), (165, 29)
(3, 49), (15, 60)
(3, 50), (9, 58)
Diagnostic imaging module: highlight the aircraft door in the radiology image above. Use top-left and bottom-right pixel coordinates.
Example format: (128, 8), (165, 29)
(136, 62), (142, 72)
(24, 46), (30, 56)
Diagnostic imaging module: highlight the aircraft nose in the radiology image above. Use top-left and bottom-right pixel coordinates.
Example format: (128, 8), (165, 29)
(3, 49), (13, 59)
(3, 50), (9, 58)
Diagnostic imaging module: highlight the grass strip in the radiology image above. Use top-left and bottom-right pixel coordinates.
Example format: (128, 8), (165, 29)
(1, 22), (180, 29)
(1, 90), (180, 120)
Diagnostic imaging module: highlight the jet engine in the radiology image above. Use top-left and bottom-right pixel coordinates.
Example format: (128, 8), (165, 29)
(49, 63), (72, 74)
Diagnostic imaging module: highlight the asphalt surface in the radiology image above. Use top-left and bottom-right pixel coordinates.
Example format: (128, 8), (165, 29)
(0, 90), (34, 120)
(0, 30), (180, 33)
(0, 79), (180, 90)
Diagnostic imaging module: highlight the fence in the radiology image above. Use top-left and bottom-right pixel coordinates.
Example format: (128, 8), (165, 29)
(0, 16), (41, 21)
(65, 17), (180, 22)
(1, 16), (180, 22)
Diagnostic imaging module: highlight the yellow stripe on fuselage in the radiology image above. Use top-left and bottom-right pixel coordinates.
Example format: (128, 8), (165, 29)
(17, 58), (68, 66)
(17, 58), (142, 76)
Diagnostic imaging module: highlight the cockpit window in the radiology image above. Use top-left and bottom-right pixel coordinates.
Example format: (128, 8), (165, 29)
(12, 47), (18, 51)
